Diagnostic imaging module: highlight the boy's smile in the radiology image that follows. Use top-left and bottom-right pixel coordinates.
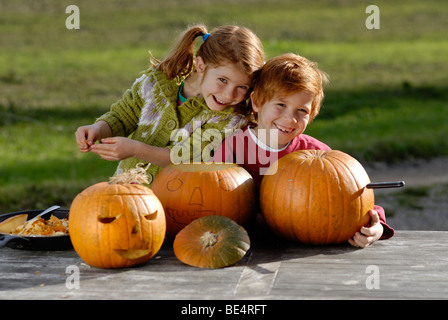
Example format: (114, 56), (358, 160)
(274, 123), (295, 134)
(251, 90), (313, 149)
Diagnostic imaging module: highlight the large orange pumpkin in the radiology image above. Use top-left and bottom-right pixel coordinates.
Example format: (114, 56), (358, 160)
(151, 163), (257, 237)
(69, 181), (166, 269)
(260, 150), (373, 245)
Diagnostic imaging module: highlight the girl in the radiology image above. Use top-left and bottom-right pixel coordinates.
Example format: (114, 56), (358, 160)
(75, 24), (265, 184)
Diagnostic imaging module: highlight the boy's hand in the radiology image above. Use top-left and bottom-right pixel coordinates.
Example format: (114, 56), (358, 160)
(348, 209), (383, 248)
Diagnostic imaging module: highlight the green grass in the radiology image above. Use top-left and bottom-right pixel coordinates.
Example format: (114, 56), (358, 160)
(1, 0), (447, 213)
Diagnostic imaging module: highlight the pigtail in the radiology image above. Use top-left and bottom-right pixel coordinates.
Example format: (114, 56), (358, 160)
(154, 25), (208, 80)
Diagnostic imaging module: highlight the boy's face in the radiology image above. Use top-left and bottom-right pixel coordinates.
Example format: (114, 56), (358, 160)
(196, 57), (251, 111)
(251, 90), (313, 149)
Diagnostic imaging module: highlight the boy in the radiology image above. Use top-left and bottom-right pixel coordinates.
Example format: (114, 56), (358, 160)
(212, 53), (394, 247)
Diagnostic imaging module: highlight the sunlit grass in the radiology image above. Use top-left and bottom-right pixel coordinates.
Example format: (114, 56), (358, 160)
(0, 0), (447, 212)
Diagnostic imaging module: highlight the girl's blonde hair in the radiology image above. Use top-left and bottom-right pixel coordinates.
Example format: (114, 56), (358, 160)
(251, 53), (329, 121)
(151, 24), (265, 115)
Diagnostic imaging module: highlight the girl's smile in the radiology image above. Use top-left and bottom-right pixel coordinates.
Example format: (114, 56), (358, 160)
(202, 63), (251, 111)
(212, 95), (230, 107)
(183, 57), (251, 111)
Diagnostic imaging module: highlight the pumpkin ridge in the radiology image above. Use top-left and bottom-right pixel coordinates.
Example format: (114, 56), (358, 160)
(96, 200), (109, 269)
(331, 154), (367, 242)
(226, 169), (239, 213)
(331, 155), (352, 243)
(133, 195), (144, 242)
(120, 195), (131, 258)
(327, 157), (346, 243)
(304, 158), (313, 243)
(296, 154), (311, 242)
(331, 157), (350, 242)
(322, 156), (331, 244)
(312, 156), (327, 244)
(288, 156), (302, 242)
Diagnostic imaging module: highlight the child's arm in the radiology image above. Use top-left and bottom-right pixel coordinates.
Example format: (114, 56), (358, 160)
(90, 137), (171, 167)
(348, 209), (383, 248)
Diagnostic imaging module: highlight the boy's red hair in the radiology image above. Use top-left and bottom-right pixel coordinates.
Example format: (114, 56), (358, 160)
(252, 53), (329, 121)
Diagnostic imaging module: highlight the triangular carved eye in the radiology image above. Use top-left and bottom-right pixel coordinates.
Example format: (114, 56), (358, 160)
(189, 187), (203, 205)
(144, 210), (157, 221)
(98, 214), (121, 224)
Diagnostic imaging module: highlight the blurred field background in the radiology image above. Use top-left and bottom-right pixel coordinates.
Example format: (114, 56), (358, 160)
(1, 0), (447, 213)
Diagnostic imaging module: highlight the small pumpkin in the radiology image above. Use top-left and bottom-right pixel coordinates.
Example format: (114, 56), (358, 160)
(260, 150), (373, 245)
(69, 165), (166, 269)
(173, 215), (250, 269)
(151, 162), (257, 237)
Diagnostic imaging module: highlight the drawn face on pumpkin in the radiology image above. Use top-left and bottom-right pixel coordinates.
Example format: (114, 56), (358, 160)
(151, 163), (257, 237)
(163, 175), (237, 226)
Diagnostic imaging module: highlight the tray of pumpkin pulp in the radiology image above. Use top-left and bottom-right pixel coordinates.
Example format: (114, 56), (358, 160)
(0, 207), (71, 250)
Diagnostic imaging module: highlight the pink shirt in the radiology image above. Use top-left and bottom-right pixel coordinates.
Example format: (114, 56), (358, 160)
(212, 125), (331, 188)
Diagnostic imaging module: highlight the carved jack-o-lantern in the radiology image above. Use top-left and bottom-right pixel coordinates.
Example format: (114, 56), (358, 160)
(69, 182), (166, 269)
(152, 163), (257, 237)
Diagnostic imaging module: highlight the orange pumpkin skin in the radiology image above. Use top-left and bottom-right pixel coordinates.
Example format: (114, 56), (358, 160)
(69, 182), (166, 269)
(151, 163), (257, 237)
(173, 215), (250, 269)
(260, 150), (373, 245)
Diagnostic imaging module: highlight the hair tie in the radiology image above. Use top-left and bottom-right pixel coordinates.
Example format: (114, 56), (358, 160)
(202, 33), (211, 42)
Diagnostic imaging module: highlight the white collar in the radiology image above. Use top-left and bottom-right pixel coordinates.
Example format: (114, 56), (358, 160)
(247, 126), (291, 152)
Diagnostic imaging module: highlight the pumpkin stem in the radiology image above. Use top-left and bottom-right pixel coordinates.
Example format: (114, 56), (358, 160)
(199, 231), (219, 248)
(109, 163), (150, 185)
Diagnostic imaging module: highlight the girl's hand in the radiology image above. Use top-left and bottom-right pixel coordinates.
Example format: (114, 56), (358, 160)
(75, 125), (99, 152)
(91, 137), (138, 161)
(348, 209), (383, 248)
(75, 121), (112, 153)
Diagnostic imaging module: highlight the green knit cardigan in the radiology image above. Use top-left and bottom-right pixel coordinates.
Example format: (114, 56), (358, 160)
(96, 68), (249, 185)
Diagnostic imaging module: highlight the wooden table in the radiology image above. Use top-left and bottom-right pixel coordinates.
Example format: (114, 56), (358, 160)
(1, 230), (447, 302)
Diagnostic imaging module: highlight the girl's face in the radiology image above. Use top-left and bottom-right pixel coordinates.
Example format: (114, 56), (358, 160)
(251, 90), (313, 149)
(197, 57), (251, 111)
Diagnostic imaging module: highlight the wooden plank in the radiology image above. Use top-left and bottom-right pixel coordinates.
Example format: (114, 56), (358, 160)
(1, 231), (447, 300)
(233, 247), (282, 296)
(268, 231), (448, 299)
